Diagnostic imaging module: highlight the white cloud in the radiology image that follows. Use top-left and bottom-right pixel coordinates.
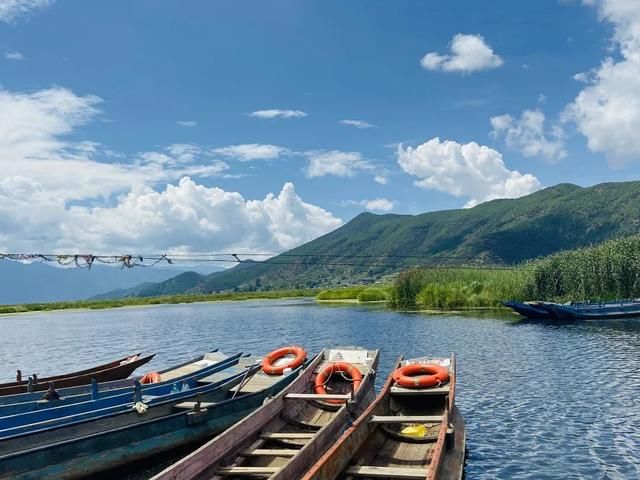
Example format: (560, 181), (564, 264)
(0, 86), (343, 254)
(374, 175), (388, 185)
(305, 150), (373, 178)
(564, 0), (640, 167)
(5, 51), (24, 60)
(420, 34), (503, 73)
(176, 120), (197, 127)
(0, 0), (52, 22)
(339, 119), (376, 129)
(342, 198), (396, 212)
(397, 138), (541, 207)
(212, 144), (289, 161)
(490, 110), (567, 162)
(248, 109), (307, 119)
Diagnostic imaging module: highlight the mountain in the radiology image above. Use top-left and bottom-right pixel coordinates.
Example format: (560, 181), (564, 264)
(91, 271), (205, 299)
(0, 263), (188, 304)
(96, 181), (640, 298)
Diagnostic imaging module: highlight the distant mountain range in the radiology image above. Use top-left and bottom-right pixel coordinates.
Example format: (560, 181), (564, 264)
(0, 262), (223, 305)
(88, 181), (640, 299)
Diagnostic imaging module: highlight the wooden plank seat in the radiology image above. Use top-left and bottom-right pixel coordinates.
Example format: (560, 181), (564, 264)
(345, 465), (426, 478)
(284, 393), (352, 401)
(369, 415), (443, 424)
(215, 466), (280, 476)
(259, 432), (315, 440)
(390, 384), (450, 396)
(239, 448), (298, 457)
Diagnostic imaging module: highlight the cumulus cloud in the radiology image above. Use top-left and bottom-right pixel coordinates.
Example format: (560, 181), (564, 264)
(420, 34), (503, 73)
(176, 120), (197, 127)
(343, 198), (396, 212)
(0, 0), (52, 22)
(490, 110), (567, 162)
(0, 86), (343, 254)
(374, 175), (388, 185)
(339, 119), (376, 129)
(5, 51), (24, 60)
(212, 144), (289, 161)
(564, 0), (640, 167)
(304, 150), (374, 178)
(397, 138), (541, 207)
(248, 109), (307, 119)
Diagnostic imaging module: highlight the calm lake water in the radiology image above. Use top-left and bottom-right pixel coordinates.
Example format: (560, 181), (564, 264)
(2, 299), (640, 479)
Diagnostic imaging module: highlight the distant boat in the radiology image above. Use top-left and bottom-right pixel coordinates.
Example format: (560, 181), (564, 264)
(0, 351), (241, 433)
(549, 300), (640, 320)
(502, 301), (555, 319)
(0, 353), (154, 396)
(0, 348), (304, 479)
(151, 346), (380, 480)
(302, 354), (465, 480)
(504, 299), (640, 320)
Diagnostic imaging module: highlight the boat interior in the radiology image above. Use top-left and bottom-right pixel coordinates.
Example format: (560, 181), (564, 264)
(194, 347), (379, 480)
(336, 356), (455, 480)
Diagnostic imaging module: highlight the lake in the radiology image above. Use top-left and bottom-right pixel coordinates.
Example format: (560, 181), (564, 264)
(1, 299), (640, 479)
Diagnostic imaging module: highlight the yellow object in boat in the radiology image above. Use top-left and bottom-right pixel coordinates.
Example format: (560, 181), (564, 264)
(401, 424), (427, 437)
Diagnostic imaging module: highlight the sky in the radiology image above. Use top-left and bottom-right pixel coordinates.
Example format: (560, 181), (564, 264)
(1, 0), (640, 256)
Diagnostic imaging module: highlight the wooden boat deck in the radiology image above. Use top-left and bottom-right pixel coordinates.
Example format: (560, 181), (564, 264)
(302, 354), (465, 480)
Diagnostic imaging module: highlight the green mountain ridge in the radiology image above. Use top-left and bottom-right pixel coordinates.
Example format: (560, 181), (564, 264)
(96, 181), (640, 298)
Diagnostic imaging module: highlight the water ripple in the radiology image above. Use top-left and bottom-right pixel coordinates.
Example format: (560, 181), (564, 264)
(1, 300), (639, 479)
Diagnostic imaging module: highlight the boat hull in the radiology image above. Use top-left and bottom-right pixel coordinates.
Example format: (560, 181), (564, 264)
(0, 354), (154, 396)
(0, 362), (298, 479)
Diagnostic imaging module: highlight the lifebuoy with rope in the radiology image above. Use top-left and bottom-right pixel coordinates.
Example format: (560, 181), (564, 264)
(314, 362), (363, 403)
(261, 346), (307, 375)
(392, 363), (449, 388)
(140, 372), (162, 384)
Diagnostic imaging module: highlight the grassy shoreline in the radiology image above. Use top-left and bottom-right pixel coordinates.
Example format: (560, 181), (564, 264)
(0, 289), (320, 315)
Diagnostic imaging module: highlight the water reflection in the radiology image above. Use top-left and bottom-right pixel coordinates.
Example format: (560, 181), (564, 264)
(0, 300), (639, 479)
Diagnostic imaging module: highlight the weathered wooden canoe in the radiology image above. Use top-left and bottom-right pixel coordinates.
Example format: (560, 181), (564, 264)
(0, 351), (304, 479)
(0, 353), (154, 396)
(0, 350), (228, 417)
(302, 355), (465, 480)
(151, 346), (379, 480)
(0, 351), (241, 433)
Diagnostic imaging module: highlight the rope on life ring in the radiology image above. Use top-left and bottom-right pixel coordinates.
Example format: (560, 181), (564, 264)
(392, 364), (449, 388)
(314, 362), (363, 404)
(261, 346), (307, 375)
(140, 372), (162, 384)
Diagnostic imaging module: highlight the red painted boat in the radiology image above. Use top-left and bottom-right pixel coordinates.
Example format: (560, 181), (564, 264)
(0, 353), (154, 396)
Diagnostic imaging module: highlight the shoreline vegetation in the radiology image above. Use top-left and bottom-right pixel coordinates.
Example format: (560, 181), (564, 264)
(3, 235), (640, 315)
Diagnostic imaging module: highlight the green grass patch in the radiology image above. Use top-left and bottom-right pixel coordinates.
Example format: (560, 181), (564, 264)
(0, 289), (319, 315)
(316, 286), (390, 302)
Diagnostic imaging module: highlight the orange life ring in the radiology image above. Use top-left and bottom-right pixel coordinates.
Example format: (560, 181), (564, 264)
(140, 372), (162, 384)
(261, 346), (307, 375)
(392, 364), (449, 388)
(314, 362), (363, 403)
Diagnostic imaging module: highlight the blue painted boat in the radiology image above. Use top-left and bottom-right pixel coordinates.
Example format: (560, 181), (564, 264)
(549, 300), (640, 320)
(0, 351), (242, 432)
(0, 350), (229, 417)
(0, 349), (310, 480)
(502, 301), (555, 319)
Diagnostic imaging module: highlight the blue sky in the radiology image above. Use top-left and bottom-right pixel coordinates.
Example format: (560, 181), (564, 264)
(1, 0), (639, 255)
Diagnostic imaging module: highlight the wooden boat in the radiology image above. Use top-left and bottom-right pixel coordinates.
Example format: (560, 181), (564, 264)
(0, 352), (154, 396)
(151, 346), (380, 480)
(0, 350), (228, 417)
(549, 300), (640, 320)
(302, 354), (465, 480)
(0, 349), (306, 479)
(0, 351), (241, 433)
